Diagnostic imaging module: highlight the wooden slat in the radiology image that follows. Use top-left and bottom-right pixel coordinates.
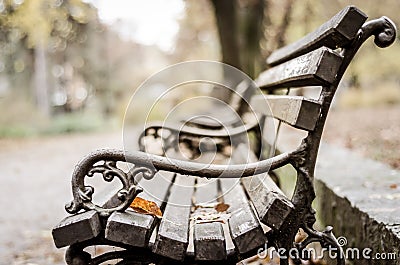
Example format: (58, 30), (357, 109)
(153, 175), (195, 261)
(52, 210), (101, 248)
(235, 144), (294, 231)
(105, 171), (174, 247)
(257, 47), (343, 91)
(220, 178), (267, 254)
(193, 179), (227, 261)
(229, 80), (255, 116)
(242, 173), (294, 230)
(194, 223), (226, 260)
(194, 178), (219, 205)
(250, 94), (321, 131)
(267, 6), (367, 66)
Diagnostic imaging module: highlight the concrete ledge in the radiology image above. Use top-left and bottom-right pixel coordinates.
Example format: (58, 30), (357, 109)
(315, 143), (400, 264)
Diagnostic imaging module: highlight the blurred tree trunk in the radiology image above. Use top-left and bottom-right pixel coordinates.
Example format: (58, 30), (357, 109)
(210, 0), (241, 102)
(210, 0), (295, 101)
(211, 0), (266, 78)
(33, 40), (50, 117)
(210, 0), (265, 103)
(275, 0), (294, 49)
(211, 0), (241, 70)
(240, 0), (265, 79)
(211, 0), (296, 71)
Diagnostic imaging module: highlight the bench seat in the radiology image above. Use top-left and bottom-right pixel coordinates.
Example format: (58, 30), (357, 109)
(53, 145), (290, 263)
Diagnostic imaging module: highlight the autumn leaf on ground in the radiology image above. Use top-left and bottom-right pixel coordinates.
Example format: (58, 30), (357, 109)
(129, 197), (162, 218)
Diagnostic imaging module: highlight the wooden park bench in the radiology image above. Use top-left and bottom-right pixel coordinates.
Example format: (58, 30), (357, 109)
(52, 6), (396, 265)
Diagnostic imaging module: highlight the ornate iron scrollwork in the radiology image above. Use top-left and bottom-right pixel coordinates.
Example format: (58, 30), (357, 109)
(362, 16), (397, 49)
(294, 223), (345, 265)
(65, 237), (164, 265)
(138, 125), (179, 153)
(65, 150), (157, 217)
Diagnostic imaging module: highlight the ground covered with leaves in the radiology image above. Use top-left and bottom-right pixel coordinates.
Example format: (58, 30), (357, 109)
(323, 105), (400, 169)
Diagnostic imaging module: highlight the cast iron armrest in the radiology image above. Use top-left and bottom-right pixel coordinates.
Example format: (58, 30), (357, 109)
(65, 144), (305, 217)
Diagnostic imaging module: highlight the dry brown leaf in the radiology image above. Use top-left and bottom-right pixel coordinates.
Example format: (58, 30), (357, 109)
(129, 197), (162, 218)
(295, 229), (307, 243)
(214, 202), (230, 213)
(389, 183), (398, 189)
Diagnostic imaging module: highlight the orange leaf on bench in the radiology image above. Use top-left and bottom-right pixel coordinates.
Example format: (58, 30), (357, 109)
(129, 197), (163, 218)
(214, 202), (230, 213)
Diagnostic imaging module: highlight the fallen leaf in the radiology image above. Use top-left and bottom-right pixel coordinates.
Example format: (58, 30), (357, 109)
(214, 202), (230, 212)
(295, 229), (307, 243)
(389, 183), (398, 189)
(129, 197), (162, 218)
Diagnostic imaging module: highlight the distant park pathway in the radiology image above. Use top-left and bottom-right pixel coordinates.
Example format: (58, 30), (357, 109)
(0, 130), (123, 264)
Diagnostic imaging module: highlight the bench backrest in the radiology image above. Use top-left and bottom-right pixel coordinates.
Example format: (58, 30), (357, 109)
(213, 6), (368, 118)
(240, 5), (396, 230)
(252, 6), (367, 132)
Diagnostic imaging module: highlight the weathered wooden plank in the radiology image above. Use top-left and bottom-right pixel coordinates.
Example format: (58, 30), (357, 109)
(267, 6), (367, 66)
(257, 47), (343, 90)
(194, 222), (226, 260)
(105, 211), (154, 247)
(105, 171), (174, 247)
(220, 178), (267, 254)
(153, 175), (195, 261)
(234, 144), (294, 230)
(228, 80), (255, 116)
(250, 95), (321, 131)
(193, 178), (227, 261)
(52, 210), (101, 248)
(242, 173), (294, 230)
(194, 178), (219, 205)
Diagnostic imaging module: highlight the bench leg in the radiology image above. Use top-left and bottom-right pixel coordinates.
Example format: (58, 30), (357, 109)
(270, 144), (345, 265)
(65, 245), (91, 265)
(65, 236), (176, 265)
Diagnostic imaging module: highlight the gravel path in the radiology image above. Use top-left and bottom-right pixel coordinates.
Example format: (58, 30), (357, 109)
(0, 130), (122, 265)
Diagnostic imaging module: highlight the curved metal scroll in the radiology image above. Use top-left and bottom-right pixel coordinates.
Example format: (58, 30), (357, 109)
(65, 150), (156, 217)
(294, 224), (345, 265)
(363, 16), (397, 48)
(65, 239), (164, 265)
(339, 16), (396, 77)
